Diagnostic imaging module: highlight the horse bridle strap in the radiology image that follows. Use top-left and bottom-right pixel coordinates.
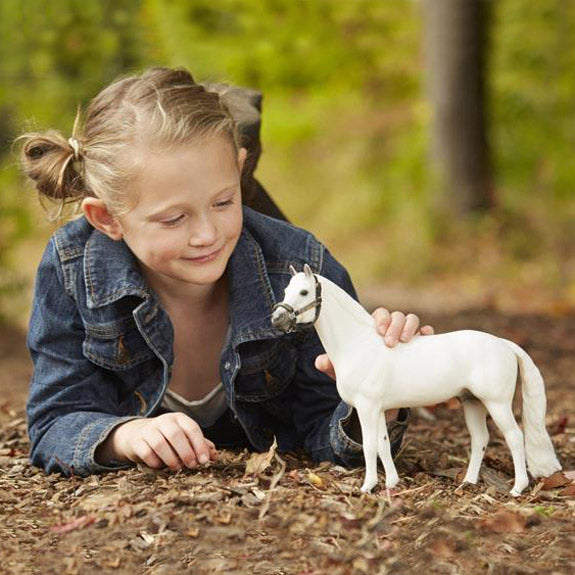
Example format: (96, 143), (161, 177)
(273, 274), (322, 331)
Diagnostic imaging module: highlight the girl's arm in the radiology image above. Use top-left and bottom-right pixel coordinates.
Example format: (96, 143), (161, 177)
(26, 239), (144, 476)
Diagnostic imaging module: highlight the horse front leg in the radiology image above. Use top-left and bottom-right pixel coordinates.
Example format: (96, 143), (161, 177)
(377, 410), (399, 490)
(356, 402), (380, 493)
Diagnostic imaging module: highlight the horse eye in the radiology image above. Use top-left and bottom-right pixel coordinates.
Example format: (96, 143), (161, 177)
(300, 289), (309, 296)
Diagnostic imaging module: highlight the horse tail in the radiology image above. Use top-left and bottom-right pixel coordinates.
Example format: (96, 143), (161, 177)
(502, 339), (562, 478)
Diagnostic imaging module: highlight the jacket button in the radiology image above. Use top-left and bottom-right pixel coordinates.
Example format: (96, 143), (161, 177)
(224, 361), (231, 370)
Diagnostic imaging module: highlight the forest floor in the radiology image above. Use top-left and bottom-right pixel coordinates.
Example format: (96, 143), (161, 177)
(1, 308), (574, 575)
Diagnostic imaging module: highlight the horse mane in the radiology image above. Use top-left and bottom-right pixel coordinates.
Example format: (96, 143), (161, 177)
(318, 275), (375, 330)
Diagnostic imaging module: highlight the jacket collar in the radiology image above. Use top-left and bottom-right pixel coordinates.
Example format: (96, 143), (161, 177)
(83, 218), (282, 344)
(83, 229), (150, 309)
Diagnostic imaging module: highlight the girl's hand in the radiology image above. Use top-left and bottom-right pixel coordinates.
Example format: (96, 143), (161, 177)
(99, 412), (218, 471)
(315, 308), (435, 381)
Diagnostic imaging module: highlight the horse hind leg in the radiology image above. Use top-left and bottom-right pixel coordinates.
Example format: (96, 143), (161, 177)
(377, 410), (399, 490)
(484, 400), (529, 496)
(356, 403), (381, 493)
(461, 399), (489, 485)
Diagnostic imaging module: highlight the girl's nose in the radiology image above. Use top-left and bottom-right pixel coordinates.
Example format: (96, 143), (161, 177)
(188, 216), (217, 246)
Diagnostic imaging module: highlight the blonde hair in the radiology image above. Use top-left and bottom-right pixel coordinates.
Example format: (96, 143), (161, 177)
(18, 67), (243, 221)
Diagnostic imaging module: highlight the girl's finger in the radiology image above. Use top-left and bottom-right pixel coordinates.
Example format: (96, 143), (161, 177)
(177, 415), (212, 465)
(372, 307), (392, 336)
(385, 311), (406, 347)
(160, 419), (199, 469)
(314, 354), (336, 380)
(205, 438), (218, 461)
(133, 438), (164, 469)
(420, 325), (435, 335)
(400, 313), (420, 342)
(144, 427), (183, 471)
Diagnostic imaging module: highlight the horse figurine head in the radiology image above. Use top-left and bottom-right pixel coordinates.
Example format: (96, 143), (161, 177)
(271, 264), (323, 333)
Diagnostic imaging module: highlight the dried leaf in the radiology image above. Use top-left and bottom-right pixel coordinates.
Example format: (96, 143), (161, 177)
(560, 484), (575, 497)
(550, 415), (568, 435)
(428, 537), (457, 558)
(307, 472), (324, 488)
(480, 510), (526, 534)
(102, 557), (121, 569)
(541, 472), (571, 490)
(215, 511), (232, 525)
(51, 515), (97, 534)
(446, 397), (461, 410)
(139, 531), (155, 545)
(244, 437), (277, 476)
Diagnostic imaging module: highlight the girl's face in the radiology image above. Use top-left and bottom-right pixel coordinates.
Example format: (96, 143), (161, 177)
(115, 136), (247, 295)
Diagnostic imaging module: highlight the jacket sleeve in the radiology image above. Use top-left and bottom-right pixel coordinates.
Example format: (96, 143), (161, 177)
(26, 239), (141, 476)
(288, 247), (407, 467)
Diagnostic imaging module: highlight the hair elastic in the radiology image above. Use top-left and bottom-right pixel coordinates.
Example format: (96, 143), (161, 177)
(68, 137), (81, 161)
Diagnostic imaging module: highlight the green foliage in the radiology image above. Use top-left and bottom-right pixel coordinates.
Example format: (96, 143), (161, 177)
(1, 0), (575, 322)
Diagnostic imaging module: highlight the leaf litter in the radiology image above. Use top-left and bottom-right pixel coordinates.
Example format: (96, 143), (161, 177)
(1, 310), (575, 574)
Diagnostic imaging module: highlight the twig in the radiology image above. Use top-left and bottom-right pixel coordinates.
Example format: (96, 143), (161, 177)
(258, 453), (286, 521)
(394, 483), (433, 497)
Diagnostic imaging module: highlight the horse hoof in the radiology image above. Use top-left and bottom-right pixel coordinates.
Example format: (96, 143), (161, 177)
(386, 476), (399, 490)
(462, 475), (479, 485)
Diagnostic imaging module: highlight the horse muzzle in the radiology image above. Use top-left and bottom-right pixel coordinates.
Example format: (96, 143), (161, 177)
(271, 305), (296, 333)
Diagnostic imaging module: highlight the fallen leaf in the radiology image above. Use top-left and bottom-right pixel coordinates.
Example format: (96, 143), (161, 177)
(541, 472), (571, 490)
(428, 537), (457, 558)
(480, 510), (526, 534)
(51, 515), (97, 534)
(186, 527), (200, 538)
(307, 472), (324, 488)
(102, 557), (121, 569)
(560, 485), (575, 497)
(215, 511), (232, 525)
(563, 470), (575, 481)
(244, 437), (277, 476)
(139, 531), (155, 546)
(550, 415), (568, 435)
(445, 397), (461, 410)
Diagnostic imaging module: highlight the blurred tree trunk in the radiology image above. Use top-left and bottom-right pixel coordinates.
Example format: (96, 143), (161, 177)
(423, 0), (494, 216)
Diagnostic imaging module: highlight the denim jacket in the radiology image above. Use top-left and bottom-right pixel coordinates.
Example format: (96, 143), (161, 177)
(26, 206), (405, 477)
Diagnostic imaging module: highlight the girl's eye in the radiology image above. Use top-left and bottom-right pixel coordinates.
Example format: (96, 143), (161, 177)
(300, 289), (309, 296)
(162, 215), (185, 226)
(215, 199), (234, 208)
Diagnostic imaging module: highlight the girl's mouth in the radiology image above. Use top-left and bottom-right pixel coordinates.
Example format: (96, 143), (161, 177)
(183, 247), (222, 264)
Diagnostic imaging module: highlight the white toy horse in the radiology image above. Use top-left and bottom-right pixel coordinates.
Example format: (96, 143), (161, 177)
(271, 264), (562, 496)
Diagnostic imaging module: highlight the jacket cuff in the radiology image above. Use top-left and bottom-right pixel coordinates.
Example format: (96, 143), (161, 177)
(73, 415), (142, 476)
(329, 402), (411, 468)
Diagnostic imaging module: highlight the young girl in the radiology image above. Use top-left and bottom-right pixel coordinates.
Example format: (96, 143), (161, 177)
(19, 67), (434, 477)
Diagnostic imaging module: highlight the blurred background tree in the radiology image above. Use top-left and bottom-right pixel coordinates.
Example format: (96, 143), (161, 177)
(423, 0), (494, 215)
(1, 0), (574, 325)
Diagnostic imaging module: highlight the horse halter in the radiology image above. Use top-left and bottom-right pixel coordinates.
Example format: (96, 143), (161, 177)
(272, 274), (323, 333)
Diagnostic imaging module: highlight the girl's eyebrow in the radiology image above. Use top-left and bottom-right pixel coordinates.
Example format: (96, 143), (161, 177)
(146, 183), (238, 220)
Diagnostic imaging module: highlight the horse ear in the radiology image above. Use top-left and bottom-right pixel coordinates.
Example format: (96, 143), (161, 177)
(303, 264), (314, 278)
(289, 265), (298, 277)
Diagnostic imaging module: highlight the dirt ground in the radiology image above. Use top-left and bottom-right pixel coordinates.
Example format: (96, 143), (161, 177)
(1, 309), (574, 575)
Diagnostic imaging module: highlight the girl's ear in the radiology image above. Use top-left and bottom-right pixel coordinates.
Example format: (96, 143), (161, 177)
(81, 197), (124, 241)
(237, 147), (248, 174)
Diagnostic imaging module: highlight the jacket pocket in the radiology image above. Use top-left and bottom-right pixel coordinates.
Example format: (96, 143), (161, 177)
(83, 320), (155, 371)
(234, 340), (297, 402)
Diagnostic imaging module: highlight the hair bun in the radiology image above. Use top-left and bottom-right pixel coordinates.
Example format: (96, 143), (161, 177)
(18, 131), (85, 202)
